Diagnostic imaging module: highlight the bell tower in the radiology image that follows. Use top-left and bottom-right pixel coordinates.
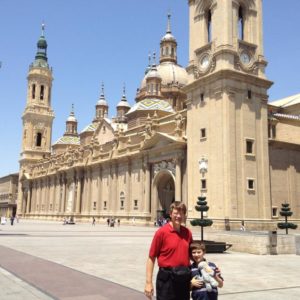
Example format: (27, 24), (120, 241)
(185, 0), (273, 229)
(20, 24), (54, 171)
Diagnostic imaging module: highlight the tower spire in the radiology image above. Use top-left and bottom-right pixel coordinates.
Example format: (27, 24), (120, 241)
(41, 22), (45, 36)
(33, 22), (49, 67)
(167, 12), (171, 34)
(160, 13), (177, 64)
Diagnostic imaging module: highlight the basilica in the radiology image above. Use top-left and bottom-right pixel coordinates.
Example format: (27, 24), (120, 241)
(17, 0), (300, 230)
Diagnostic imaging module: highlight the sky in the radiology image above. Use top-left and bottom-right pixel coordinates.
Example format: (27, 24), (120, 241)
(0, 0), (300, 177)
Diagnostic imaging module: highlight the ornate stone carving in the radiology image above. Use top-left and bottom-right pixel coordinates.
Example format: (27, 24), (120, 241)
(153, 160), (175, 176)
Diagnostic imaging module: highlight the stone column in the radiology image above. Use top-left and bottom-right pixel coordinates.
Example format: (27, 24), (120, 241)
(26, 184), (32, 214)
(51, 176), (56, 212)
(175, 157), (182, 202)
(97, 166), (102, 213)
(110, 163), (117, 213)
(21, 188), (26, 215)
(126, 159), (131, 213)
(87, 168), (92, 213)
(144, 161), (151, 213)
(75, 170), (82, 214)
(60, 175), (66, 213)
(31, 182), (36, 213)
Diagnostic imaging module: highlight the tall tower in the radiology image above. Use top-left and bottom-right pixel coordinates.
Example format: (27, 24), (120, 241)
(185, 0), (273, 228)
(20, 24), (54, 171)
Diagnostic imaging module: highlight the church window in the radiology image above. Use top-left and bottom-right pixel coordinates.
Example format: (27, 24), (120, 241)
(40, 85), (44, 100)
(134, 199), (138, 209)
(238, 6), (244, 40)
(151, 84), (154, 94)
(246, 140), (254, 154)
(272, 207), (278, 218)
(49, 203), (53, 211)
(171, 47), (174, 57)
(201, 128), (206, 138)
(32, 84), (36, 99)
(120, 192), (125, 210)
(207, 10), (212, 43)
(104, 201), (107, 209)
(93, 202), (96, 210)
(268, 124), (276, 139)
(36, 132), (42, 147)
(247, 179), (254, 190)
(200, 93), (204, 102)
(166, 47), (169, 55)
(247, 90), (252, 99)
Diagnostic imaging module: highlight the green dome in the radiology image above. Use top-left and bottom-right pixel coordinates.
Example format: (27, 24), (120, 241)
(37, 36), (47, 49)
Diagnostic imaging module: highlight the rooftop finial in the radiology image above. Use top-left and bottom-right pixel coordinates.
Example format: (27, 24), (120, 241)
(123, 83), (126, 97)
(152, 52), (156, 66)
(41, 22), (45, 36)
(71, 103), (74, 114)
(101, 82), (105, 96)
(167, 12), (171, 34)
(148, 52), (152, 66)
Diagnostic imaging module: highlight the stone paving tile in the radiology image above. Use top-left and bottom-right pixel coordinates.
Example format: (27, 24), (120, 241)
(0, 245), (144, 300)
(1, 221), (300, 300)
(0, 267), (54, 300)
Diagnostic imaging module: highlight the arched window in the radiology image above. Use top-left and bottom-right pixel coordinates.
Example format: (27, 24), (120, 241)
(120, 192), (125, 210)
(166, 47), (169, 56)
(207, 10), (212, 43)
(171, 47), (174, 57)
(238, 6), (244, 40)
(32, 84), (36, 99)
(36, 132), (42, 147)
(40, 85), (44, 100)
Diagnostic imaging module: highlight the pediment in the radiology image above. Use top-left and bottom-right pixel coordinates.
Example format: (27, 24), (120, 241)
(94, 119), (115, 145)
(141, 132), (185, 150)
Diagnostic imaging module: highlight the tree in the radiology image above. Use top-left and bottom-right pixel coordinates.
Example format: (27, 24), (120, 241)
(190, 196), (213, 241)
(277, 203), (298, 235)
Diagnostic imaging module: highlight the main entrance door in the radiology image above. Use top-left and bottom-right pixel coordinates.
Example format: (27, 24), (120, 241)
(153, 171), (175, 219)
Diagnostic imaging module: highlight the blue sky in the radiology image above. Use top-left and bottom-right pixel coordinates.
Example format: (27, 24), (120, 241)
(0, 0), (300, 177)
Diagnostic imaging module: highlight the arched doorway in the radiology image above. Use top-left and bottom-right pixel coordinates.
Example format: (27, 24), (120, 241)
(152, 171), (175, 219)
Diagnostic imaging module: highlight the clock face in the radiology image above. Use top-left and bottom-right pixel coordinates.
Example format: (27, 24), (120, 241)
(240, 52), (251, 64)
(200, 54), (210, 69)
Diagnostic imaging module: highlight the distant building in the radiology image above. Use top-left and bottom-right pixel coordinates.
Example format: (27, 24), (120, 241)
(17, 1), (299, 229)
(0, 173), (18, 217)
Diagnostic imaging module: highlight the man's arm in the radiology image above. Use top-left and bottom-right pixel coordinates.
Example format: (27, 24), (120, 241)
(144, 256), (156, 299)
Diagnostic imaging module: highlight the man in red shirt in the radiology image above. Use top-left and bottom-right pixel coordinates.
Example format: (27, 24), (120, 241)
(144, 202), (193, 300)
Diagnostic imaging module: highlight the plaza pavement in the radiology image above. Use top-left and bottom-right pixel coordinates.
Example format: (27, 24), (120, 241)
(0, 220), (300, 300)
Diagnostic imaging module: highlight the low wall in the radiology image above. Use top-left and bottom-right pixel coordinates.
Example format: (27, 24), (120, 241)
(201, 231), (299, 255)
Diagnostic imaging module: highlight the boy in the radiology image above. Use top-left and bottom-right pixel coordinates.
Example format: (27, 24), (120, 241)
(190, 241), (223, 300)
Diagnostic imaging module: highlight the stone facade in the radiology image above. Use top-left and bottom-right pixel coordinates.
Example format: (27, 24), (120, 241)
(17, 1), (300, 229)
(0, 173), (18, 217)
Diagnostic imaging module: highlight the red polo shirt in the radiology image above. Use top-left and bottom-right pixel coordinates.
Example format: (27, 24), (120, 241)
(149, 223), (193, 267)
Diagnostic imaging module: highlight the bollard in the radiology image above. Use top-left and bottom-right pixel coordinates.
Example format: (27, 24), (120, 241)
(268, 230), (277, 255)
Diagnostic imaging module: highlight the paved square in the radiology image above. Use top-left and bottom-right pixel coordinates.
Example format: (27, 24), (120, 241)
(0, 220), (300, 299)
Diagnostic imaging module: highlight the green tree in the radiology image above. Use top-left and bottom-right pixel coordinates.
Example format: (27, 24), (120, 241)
(277, 203), (298, 235)
(190, 196), (213, 241)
